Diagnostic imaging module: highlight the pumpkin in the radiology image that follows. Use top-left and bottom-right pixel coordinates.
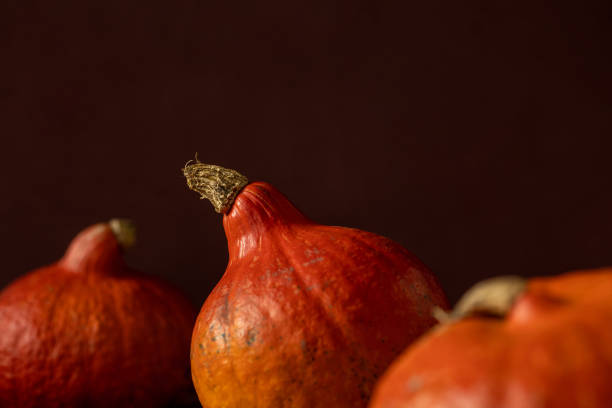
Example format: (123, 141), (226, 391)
(369, 269), (612, 408)
(0, 220), (197, 408)
(182, 161), (448, 407)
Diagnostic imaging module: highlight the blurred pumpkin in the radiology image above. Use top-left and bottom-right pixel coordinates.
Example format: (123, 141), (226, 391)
(370, 268), (612, 408)
(0, 220), (197, 408)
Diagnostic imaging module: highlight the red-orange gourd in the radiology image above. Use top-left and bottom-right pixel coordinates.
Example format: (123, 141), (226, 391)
(183, 162), (448, 407)
(370, 268), (612, 408)
(0, 220), (197, 408)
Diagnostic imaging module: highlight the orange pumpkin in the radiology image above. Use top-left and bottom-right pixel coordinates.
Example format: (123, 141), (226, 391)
(0, 220), (197, 408)
(183, 162), (448, 407)
(370, 268), (612, 408)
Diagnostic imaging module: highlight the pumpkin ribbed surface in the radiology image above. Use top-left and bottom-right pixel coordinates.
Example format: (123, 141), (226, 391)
(0, 222), (196, 408)
(189, 181), (448, 407)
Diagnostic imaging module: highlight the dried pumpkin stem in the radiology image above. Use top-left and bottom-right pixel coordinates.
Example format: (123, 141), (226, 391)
(183, 158), (248, 214)
(108, 218), (136, 251)
(434, 275), (527, 323)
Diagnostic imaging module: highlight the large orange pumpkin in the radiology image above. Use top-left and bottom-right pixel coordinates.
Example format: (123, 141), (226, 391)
(370, 268), (612, 408)
(0, 220), (197, 408)
(183, 162), (448, 407)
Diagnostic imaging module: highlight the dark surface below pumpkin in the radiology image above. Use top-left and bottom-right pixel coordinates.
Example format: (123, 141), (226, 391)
(164, 389), (200, 408)
(166, 402), (200, 408)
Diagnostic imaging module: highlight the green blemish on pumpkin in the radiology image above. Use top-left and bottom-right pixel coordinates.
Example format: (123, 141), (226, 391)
(221, 295), (230, 321)
(246, 329), (256, 346)
(302, 257), (324, 266)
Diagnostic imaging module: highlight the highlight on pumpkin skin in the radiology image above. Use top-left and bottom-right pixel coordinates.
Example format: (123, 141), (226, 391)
(182, 156), (248, 214)
(60, 220), (137, 272)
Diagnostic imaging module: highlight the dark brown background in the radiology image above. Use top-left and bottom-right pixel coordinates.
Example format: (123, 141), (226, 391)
(1, 1), (611, 306)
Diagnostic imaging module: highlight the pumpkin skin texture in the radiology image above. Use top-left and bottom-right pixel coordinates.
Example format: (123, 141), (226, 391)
(369, 268), (612, 408)
(187, 178), (448, 408)
(0, 221), (197, 408)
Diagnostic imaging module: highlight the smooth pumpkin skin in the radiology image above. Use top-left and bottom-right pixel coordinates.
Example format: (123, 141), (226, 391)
(369, 268), (612, 408)
(190, 182), (448, 408)
(0, 223), (197, 408)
